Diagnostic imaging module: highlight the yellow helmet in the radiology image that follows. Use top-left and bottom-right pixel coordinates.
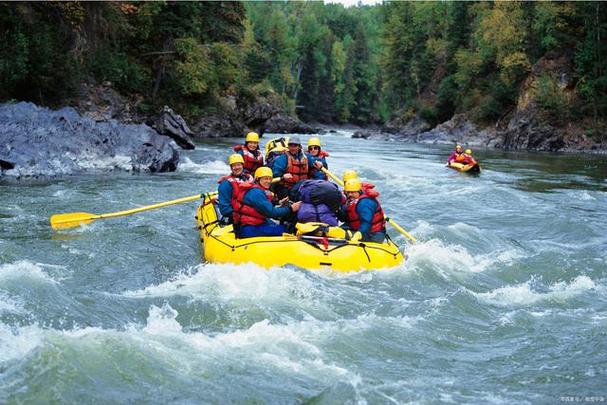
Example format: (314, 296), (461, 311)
(455, 145), (462, 150)
(343, 170), (358, 182)
(344, 178), (362, 192)
(254, 166), (273, 179)
(245, 132), (260, 143)
(228, 154), (244, 166)
(307, 137), (321, 148)
(465, 149), (472, 155)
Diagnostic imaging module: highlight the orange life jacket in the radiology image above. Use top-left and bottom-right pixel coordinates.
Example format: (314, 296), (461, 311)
(281, 153), (308, 187)
(345, 194), (385, 233)
(232, 182), (273, 226)
(233, 144), (264, 173)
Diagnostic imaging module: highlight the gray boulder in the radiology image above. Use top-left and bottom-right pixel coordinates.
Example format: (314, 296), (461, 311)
(0, 102), (179, 179)
(153, 106), (195, 149)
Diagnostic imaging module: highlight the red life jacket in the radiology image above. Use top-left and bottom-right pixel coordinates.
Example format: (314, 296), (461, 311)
(233, 144), (264, 173)
(345, 194), (385, 233)
(281, 153), (308, 187)
(461, 154), (477, 165)
(232, 182), (273, 226)
(361, 182), (379, 198)
(217, 173), (253, 208)
(308, 150), (330, 179)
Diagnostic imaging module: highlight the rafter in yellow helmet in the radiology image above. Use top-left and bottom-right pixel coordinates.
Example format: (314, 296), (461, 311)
(245, 132), (260, 143)
(228, 154), (244, 166)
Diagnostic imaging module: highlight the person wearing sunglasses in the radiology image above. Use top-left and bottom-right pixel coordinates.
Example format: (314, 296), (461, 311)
(305, 137), (329, 180)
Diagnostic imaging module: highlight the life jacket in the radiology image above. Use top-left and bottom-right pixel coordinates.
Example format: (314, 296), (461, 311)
(233, 144), (264, 173)
(455, 153), (466, 163)
(461, 154), (476, 165)
(308, 150), (329, 179)
(345, 194), (385, 233)
(232, 182), (273, 226)
(281, 152), (308, 187)
(361, 182), (379, 198)
(217, 173), (253, 208)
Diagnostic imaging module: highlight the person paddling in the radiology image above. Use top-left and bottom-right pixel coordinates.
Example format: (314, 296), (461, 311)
(340, 178), (387, 243)
(233, 167), (301, 238)
(233, 131), (264, 174)
(306, 137), (329, 180)
(447, 145), (463, 166)
(342, 169), (377, 196)
(217, 154), (254, 224)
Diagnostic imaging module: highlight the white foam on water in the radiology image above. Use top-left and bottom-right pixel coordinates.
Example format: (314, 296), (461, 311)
(474, 276), (600, 307)
(0, 260), (58, 284)
(76, 154), (133, 171)
(122, 263), (320, 304)
(0, 292), (23, 314)
(60, 244), (96, 258)
(405, 238), (521, 276)
(0, 322), (43, 363)
(177, 157), (228, 174)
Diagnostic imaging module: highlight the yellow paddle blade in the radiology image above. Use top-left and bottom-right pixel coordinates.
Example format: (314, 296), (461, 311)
(50, 212), (99, 230)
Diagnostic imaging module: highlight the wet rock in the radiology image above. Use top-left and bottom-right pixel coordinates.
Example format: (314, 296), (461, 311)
(352, 130), (370, 139)
(0, 102), (179, 178)
(153, 106), (195, 149)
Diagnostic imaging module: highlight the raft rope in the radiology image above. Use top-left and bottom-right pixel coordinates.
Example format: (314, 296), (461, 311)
(199, 195), (401, 257)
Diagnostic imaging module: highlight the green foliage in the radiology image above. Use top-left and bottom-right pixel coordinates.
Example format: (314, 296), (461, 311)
(536, 74), (568, 124)
(1, 1), (605, 129)
(174, 38), (212, 96)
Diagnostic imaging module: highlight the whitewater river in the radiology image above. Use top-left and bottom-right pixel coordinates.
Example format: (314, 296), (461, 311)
(1, 131), (606, 403)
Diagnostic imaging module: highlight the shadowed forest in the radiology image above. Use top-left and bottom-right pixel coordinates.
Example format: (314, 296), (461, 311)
(1, 1), (605, 136)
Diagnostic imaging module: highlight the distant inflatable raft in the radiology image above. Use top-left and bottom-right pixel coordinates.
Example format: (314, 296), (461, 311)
(195, 194), (404, 272)
(448, 162), (481, 173)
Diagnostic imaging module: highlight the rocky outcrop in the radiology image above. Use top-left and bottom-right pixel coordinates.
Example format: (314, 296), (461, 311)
(191, 96), (281, 138)
(73, 80), (141, 123)
(0, 102), (179, 179)
(265, 112), (323, 134)
(151, 106), (195, 149)
(416, 114), (500, 147)
(387, 50), (606, 152)
(495, 50), (604, 151)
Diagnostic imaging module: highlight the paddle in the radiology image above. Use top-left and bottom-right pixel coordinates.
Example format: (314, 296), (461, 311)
(50, 193), (207, 230)
(50, 173), (282, 230)
(320, 167), (417, 243)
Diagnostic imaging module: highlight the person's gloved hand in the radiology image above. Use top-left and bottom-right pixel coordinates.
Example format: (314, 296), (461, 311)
(350, 231), (362, 242)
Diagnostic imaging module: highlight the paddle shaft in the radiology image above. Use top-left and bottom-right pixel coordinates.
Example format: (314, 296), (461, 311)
(321, 167), (416, 243)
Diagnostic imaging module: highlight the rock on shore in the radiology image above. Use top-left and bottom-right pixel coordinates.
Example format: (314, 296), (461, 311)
(0, 102), (179, 179)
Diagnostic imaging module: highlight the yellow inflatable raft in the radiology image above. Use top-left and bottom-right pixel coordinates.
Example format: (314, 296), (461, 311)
(194, 193), (404, 272)
(448, 162), (481, 173)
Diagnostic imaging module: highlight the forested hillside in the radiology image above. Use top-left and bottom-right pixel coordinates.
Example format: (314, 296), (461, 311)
(1, 1), (605, 139)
